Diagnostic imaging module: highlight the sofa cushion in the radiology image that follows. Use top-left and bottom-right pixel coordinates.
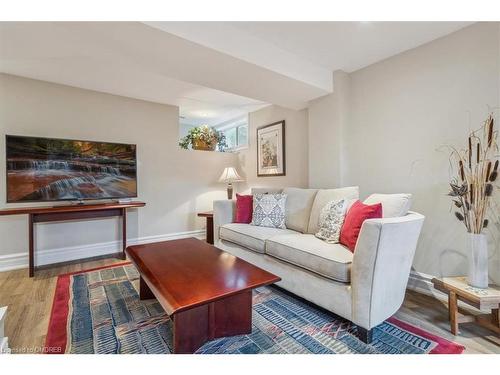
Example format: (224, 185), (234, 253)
(307, 186), (360, 234)
(363, 193), (412, 218)
(282, 187), (318, 233)
(219, 223), (297, 254)
(251, 187), (283, 195)
(266, 234), (353, 282)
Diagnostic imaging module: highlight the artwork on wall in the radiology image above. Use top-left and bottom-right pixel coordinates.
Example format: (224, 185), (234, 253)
(257, 120), (285, 177)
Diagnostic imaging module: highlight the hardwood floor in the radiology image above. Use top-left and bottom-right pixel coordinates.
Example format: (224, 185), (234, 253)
(0, 257), (498, 354)
(0, 257), (125, 353)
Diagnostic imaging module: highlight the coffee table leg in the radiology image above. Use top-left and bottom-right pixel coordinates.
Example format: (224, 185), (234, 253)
(139, 276), (155, 300)
(449, 291), (459, 335)
(173, 304), (209, 354)
(172, 290), (253, 354)
(209, 290), (252, 338)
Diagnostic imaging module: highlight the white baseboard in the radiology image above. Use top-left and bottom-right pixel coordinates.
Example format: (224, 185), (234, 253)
(407, 270), (447, 302)
(0, 230), (205, 273)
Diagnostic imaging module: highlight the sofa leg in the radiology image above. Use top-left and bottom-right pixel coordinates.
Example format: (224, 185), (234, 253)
(357, 327), (373, 344)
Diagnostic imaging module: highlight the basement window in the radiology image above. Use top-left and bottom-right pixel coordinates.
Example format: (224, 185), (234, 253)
(178, 114), (248, 152)
(219, 121), (248, 151)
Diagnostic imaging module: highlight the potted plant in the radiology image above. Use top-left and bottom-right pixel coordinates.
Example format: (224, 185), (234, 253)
(448, 114), (498, 288)
(179, 125), (227, 151)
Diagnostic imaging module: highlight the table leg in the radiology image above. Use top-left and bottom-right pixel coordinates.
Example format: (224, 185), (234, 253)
(449, 291), (459, 335)
(29, 213), (34, 278)
(139, 276), (155, 300)
(172, 290), (252, 353)
(173, 304), (209, 354)
(121, 208), (127, 260)
(206, 216), (214, 245)
(209, 289), (252, 339)
(492, 308), (499, 328)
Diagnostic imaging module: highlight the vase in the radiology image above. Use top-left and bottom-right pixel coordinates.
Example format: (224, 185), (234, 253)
(467, 233), (489, 289)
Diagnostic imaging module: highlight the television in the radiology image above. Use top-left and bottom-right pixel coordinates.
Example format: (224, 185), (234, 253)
(6, 135), (137, 203)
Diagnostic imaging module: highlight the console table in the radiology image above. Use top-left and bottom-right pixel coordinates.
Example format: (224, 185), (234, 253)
(197, 211), (214, 244)
(0, 201), (146, 277)
(432, 277), (500, 335)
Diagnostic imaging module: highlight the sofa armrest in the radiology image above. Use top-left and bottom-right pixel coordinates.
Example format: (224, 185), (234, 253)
(213, 200), (236, 243)
(350, 212), (425, 330)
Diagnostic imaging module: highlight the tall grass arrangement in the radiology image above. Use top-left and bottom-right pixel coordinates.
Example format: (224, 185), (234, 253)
(448, 114), (499, 234)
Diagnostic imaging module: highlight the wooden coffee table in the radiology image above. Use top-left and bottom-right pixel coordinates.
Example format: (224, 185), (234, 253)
(126, 237), (281, 353)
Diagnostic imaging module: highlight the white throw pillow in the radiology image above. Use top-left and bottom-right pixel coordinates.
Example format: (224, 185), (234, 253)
(315, 199), (347, 243)
(251, 193), (287, 229)
(307, 186), (360, 234)
(363, 193), (412, 218)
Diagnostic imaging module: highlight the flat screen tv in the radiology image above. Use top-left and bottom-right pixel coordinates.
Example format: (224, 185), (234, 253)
(6, 135), (137, 203)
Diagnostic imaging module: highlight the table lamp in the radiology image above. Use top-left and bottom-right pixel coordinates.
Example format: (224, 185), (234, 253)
(218, 167), (244, 199)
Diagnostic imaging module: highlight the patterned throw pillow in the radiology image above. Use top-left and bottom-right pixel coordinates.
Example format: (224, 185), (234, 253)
(315, 199), (347, 243)
(251, 193), (287, 229)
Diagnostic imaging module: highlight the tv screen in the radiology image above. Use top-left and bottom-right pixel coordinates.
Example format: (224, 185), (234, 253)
(6, 135), (137, 203)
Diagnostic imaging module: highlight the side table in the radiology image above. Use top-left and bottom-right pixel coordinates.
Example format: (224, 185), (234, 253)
(432, 276), (500, 335)
(197, 211), (214, 244)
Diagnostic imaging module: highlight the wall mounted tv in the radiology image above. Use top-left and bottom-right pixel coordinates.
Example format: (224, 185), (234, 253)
(6, 135), (137, 203)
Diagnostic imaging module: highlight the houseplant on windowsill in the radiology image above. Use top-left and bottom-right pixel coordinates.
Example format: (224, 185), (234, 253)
(179, 125), (227, 151)
(448, 114), (498, 289)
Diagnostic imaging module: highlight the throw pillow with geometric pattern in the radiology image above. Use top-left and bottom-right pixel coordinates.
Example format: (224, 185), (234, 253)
(251, 193), (287, 229)
(315, 199), (347, 243)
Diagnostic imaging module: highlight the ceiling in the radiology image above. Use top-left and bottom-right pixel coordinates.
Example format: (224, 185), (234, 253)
(147, 21), (472, 86)
(0, 21), (472, 124)
(225, 22), (473, 72)
(0, 22), (269, 126)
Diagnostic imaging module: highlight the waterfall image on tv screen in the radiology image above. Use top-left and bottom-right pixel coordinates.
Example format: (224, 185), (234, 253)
(6, 135), (137, 202)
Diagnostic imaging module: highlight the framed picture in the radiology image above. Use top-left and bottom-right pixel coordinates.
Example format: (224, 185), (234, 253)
(257, 120), (285, 177)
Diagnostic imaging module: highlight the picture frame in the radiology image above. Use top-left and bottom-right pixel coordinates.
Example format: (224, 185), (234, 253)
(257, 120), (286, 177)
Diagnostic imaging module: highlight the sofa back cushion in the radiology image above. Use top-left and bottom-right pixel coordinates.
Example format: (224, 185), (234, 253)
(307, 186), (360, 234)
(251, 187), (283, 195)
(282, 187), (318, 233)
(363, 193), (412, 218)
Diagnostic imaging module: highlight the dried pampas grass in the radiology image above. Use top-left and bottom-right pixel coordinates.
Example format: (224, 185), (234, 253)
(448, 114), (499, 234)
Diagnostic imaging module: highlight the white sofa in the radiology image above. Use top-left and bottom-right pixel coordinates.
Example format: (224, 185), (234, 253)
(213, 186), (424, 343)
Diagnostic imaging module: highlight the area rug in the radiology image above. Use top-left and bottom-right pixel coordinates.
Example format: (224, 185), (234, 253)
(45, 263), (464, 354)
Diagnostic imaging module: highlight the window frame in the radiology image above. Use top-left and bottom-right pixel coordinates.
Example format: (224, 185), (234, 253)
(219, 121), (249, 152)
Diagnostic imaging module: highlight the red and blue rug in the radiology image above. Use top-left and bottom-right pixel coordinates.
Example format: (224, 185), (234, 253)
(45, 263), (464, 354)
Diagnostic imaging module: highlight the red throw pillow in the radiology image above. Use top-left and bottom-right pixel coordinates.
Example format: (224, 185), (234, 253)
(340, 200), (382, 252)
(235, 194), (253, 224)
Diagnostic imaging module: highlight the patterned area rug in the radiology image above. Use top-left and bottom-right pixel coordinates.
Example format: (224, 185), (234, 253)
(45, 263), (464, 354)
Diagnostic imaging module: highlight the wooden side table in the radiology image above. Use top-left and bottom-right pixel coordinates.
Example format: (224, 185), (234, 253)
(432, 277), (500, 335)
(197, 211), (214, 244)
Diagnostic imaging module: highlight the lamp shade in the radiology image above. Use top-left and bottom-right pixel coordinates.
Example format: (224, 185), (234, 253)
(218, 167), (244, 183)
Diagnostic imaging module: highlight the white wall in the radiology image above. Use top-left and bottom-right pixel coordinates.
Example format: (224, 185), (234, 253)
(308, 71), (350, 188)
(308, 22), (500, 283)
(238, 105), (309, 193)
(0, 74), (238, 268)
